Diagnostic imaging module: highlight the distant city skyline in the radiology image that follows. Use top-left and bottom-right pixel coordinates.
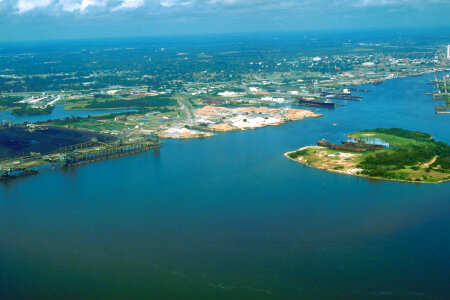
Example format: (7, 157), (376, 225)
(0, 0), (449, 41)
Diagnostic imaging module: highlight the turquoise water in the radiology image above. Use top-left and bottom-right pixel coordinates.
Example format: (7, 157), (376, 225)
(0, 74), (449, 299)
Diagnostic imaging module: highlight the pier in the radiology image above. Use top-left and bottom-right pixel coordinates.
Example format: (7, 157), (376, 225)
(0, 168), (38, 181)
(429, 73), (449, 112)
(0, 136), (162, 181)
(61, 141), (160, 167)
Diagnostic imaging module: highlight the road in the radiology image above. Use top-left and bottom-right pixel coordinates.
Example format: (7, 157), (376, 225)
(177, 97), (195, 120)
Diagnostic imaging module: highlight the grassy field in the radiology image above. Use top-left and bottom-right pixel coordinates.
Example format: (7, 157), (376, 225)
(286, 128), (450, 183)
(61, 118), (127, 131)
(63, 95), (178, 111)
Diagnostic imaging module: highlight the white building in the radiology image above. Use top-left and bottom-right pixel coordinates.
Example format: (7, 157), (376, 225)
(106, 90), (119, 95)
(261, 97), (285, 103)
(362, 62), (375, 67)
(218, 91), (241, 97)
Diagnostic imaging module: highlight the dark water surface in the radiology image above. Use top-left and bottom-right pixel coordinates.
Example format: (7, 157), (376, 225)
(0, 74), (449, 299)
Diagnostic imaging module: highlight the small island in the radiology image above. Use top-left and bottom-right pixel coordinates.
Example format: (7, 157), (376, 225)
(12, 104), (55, 116)
(285, 128), (450, 183)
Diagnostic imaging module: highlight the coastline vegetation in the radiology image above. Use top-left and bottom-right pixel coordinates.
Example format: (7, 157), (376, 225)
(286, 128), (450, 183)
(12, 104), (55, 116)
(352, 129), (449, 180)
(0, 95), (23, 111)
(287, 149), (307, 159)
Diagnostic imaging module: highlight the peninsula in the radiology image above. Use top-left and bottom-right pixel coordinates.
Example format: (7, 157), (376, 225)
(285, 128), (450, 183)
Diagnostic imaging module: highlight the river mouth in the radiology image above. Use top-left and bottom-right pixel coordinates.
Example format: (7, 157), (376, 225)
(0, 73), (449, 299)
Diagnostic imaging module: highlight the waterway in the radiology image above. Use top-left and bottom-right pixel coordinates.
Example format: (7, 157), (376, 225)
(0, 105), (134, 124)
(0, 74), (449, 299)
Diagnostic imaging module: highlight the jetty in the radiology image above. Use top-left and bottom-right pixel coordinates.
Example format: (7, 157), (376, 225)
(1, 168), (38, 181)
(61, 139), (160, 167)
(0, 137), (161, 181)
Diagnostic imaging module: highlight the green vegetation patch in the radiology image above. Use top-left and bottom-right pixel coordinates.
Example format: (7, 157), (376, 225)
(287, 149), (308, 159)
(86, 96), (177, 109)
(349, 128), (433, 147)
(354, 129), (449, 181)
(0, 95), (24, 110)
(289, 128), (450, 183)
(12, 104), (54, 116)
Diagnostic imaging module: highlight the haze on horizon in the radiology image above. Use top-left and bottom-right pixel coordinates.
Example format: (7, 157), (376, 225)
(0, 0), (449, 42)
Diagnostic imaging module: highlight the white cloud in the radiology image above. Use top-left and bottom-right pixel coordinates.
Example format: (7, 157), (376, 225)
(355, 0), (399, 6)
(59, 0), (107, 12)
(17, 0), (53, 13)
(159, 0), (193, 8)
(114, 0), (144, 10)
(160, 0), (175, 7)
(6, 0), (449, 15)
(352, 0), (443, 7)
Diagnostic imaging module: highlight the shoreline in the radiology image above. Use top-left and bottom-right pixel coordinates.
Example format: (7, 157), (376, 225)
(160, 106), (322, 139)
(284, 146), (450, 184)
(2, 72), (446, 181)
(0, 68), (441, 115)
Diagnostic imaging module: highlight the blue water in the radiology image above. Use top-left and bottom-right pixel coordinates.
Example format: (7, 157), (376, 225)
(0, 105), (134, 124)
(0, 74), (449, 299)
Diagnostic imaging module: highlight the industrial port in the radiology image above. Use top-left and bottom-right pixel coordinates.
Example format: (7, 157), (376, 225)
(1, 38), (448, 181)
(0, 124), (161, 181)
(430, 71), (450, 114)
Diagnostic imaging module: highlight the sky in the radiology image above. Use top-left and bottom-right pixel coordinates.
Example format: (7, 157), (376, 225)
(0, 0), (449, 41)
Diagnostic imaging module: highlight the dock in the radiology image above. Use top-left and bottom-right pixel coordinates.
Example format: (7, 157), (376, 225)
(1, 168), (39, 181)
(61, 141), (160, 167)
(0, 137), (162, 181)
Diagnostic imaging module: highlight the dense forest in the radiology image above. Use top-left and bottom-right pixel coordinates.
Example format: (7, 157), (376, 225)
(12, 104), (55, 116)
(0, 95), (23, 109)
(358, 129), (449, 178)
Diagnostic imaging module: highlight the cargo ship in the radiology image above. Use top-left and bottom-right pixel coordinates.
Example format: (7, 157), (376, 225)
(298, 97), (335, 108)
(320, 93), (362, 101)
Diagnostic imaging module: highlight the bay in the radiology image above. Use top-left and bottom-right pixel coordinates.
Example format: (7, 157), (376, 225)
(0, 73), (449, 299)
